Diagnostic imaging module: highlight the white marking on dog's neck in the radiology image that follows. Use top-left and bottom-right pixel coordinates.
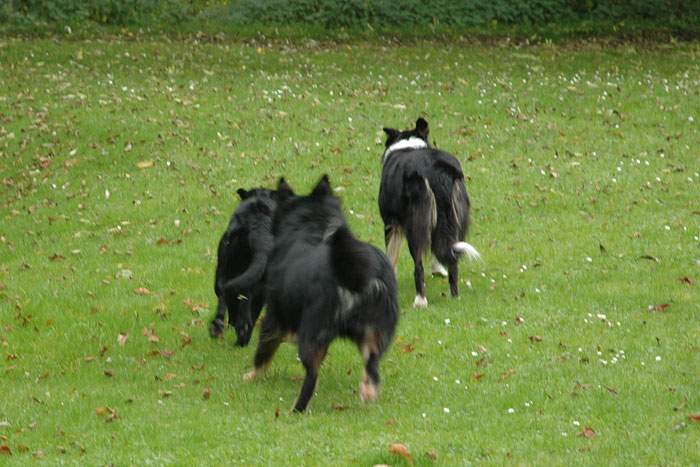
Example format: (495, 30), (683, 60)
(382, 137), (428, 163)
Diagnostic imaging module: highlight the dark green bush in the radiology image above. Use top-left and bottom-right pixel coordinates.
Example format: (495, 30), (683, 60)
(227, 0), (700, 28)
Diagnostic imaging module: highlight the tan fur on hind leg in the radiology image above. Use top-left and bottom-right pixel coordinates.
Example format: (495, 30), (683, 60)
(386, 228), (403, 271)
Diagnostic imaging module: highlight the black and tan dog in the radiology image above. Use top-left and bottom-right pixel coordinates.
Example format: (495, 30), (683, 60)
(244, 175), (399, 413)
(379, 118), (480, 307)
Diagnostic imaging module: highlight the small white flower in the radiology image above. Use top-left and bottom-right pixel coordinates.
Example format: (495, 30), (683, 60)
(444, 319), (451, 325)
(573, 420), (580, 426)
(507, 408), (515, 414)
(586, 257), (593, 263)
(656, 355), (661, 361)
(433, 376), (438, 382)
(471, 351), (478, 357)
(596, 313), (607, 320)
(561, 432), (568, 437)
(664, 225), (671, 231)
(422, 413), (426, 418)
(455, 379), (461, 385)
(443, 407), (450, 414)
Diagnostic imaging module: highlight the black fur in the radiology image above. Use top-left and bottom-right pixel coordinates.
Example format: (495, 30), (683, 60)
(209, 187), (279, 346)
(247, 175), (399, 413)
(379, 118), (477, 306)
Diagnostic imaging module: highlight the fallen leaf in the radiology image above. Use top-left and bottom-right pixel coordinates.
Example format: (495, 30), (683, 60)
(49, 253), (65, 262)
(500, 368), (516, 380)
(274, 407), (280, 418)
(401, 343), (415, 353)
(202, 388), (211, 400)
(388, 443), (413, 465)
(678, 276), (694, 286)
(164, 372), (177, 381)
(689, 414), (700, 422)
(639, 254), (659, 262)
(0, 445), (10, 455)
(425, 450), (438, 460)
(332, 403), (348, 411)
(136, 160), (154, 169)
(117, 333), (129, 346)
(472, 372), (485, 382)
(159, 390), (172, 398)
(180, 333), (192, 349)
(648, 303), (671, 313)
(385, 418), (397, 426)
(134, 287), (150, 296)
(529, 335), (543, 343)
(514, 316), (524, 325)
(577, 427), (596, 438)
(103, 369), (114, 377)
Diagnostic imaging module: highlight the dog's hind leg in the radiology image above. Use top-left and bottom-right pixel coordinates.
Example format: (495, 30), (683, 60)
(384, 225), (403, 271)
(447, 260), (460, 297)
(293, 342), (328, 413)
(244, 315), (284, 381)
(406, 234), (428, 307)
(358, 340), (381, 403)
(208, 295), (228, 338)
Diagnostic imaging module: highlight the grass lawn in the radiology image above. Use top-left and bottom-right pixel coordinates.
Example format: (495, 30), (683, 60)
(0, 35), (699, 465)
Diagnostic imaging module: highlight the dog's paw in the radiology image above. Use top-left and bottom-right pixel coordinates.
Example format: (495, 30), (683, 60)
(242, 369), (258, 382)
(412, 295), (428, 308)
(208, 319), (225, 339)
(359, 381), (378, 403)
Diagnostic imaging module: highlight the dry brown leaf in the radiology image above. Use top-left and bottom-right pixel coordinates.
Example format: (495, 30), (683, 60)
(388, 443), (413, 465)
(678, 277), (694, 286)
(500, 368), (516, 380)
(530, 335), (543, 343)
(202, 388), (211, 400)
(164, 372), (177, 381)
(689, 413), (700, 422)
(136, 160), (154, 169)
(0, 445), (11, 455)
(134, 287), (150, 296)
(472, 372), (485, 382)
(577, 427), (596, 438)
(648, 303), (671, 313)
(117, 333), (129, 347)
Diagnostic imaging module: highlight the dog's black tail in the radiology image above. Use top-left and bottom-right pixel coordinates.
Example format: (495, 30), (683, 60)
(433, 160), (481, 262)
(328, 225), (376, 292)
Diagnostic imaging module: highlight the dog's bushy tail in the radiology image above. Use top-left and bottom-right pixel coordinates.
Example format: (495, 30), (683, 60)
(431, 159), (481, 262)
(329, 225), (377, 292)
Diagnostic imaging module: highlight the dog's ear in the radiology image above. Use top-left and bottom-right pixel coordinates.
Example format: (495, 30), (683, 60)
(237, 188), (250, 200)
(383, 127), (399, 141)
(311, 174), (331, 198)
(415, 118), (429, 140)
(274, 177), (294, 202)
(277, 177), (294, 194)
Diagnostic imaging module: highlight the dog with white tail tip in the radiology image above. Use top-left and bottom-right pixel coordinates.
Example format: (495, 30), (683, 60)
(378, 117), (481, 308)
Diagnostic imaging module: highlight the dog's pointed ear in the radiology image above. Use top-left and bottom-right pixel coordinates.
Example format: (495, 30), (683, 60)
(311, 174), (331, 198)
(416, 118), (429, 139)
(383, 127), (399, 141)
(237, 188), (250, 200)
(277, 177), (294, 194)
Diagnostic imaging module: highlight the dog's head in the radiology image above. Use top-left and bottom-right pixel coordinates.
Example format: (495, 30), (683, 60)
(383, 117), (429, 147)
(272, 174), (343, 238)
(382, 118), (430, 162)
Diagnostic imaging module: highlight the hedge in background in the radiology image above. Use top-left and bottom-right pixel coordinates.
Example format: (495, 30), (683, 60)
(1, 0), (698, 31)
(227, 0), (700, 28)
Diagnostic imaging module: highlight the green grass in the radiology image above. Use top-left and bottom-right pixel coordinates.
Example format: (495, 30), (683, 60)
(0, 36), (699, 465)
